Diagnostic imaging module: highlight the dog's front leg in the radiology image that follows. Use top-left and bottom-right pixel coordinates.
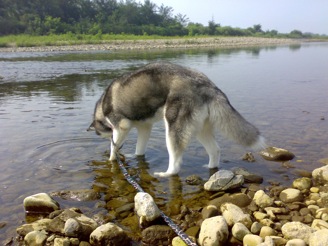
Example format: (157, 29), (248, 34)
(109, 120), (131, 161)
(135, 123), (152, 156)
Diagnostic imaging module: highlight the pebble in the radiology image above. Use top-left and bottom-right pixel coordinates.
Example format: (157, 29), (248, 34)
(231, 222), (251, 241)
(221, 203), (252, 228)
(134, 192), (160, 222)
(198, 216), (229, 246)
(292, 177), (312, 191)
(23, 193), (60, 213)
(308, 229), (328, 246)
(253, 190), (274, 208)
(243, 234), (263, 246)
(259, 146), (295, 162)
(281, 222), (315, 244)
(90, 223), (129, 246)
(285, 238), (306, 246)
(279, 188), (303, 203)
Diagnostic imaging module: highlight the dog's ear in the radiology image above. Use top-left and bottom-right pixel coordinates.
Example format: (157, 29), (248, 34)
(87, 121), (95, 131)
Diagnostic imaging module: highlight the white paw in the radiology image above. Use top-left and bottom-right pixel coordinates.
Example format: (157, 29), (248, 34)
(154, 171), (175, 177)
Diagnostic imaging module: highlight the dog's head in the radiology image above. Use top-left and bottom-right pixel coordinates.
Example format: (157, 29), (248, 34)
(87, 98), (113, 139)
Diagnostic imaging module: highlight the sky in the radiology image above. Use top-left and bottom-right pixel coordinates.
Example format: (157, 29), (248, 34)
(148, 0), (328, 35)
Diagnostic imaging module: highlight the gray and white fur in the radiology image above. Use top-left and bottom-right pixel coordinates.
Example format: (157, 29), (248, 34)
(88, 62), (265, 177)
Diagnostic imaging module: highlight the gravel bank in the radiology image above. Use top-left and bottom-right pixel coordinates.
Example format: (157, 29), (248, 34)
(0, 37), (300, 53)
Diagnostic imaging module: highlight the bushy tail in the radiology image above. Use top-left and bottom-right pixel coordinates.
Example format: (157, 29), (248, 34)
(210, 93), (266, 150)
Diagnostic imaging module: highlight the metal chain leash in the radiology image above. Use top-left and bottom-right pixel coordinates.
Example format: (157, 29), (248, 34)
(112, 140), (197, 246)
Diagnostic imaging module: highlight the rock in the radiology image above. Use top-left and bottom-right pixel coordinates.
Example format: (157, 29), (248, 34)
(259, 146), (295, 162)
(209, 193), (252, 208)
(54, 237), (71, 246)
(281, 222), (315, 244)
(23, 193), (60, 213)
(292, 177), (312, 190)
(201, 205), (219, 219)
(198, 216), (229, 246)
(251, 221), (262, 234)
(311, 219), (328, 230)
(309, 229), (328, 246)
(312, 165), (328, 185)
(90, 222), (129, 246)
(232, 167), (263, 183)
(259, 226), (277, 238)
(253, 190), (274, 208)
(16, 218), (52, 237)
(242, 152), (256, 162)
(172, 236), (196, 246)
(24, 230), (48, 246)
(243, 234), (263, 246)
(185, 175), (203, 185)
(134, 192), (160, 222)
(318, 158), (328, 165)
(141, 225), (175, 246)
(279, 188), (303, 203)
(64, 218), (81, 237)
(204, 170), (244, 191)
(286, 238), (306, 246)
(50, 189), (100, 201)
(220, 203), (252, 228)
(231, 222), (251, 241)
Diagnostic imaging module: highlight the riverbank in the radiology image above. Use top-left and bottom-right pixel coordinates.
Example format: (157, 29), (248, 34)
(0, 37), (301, 53)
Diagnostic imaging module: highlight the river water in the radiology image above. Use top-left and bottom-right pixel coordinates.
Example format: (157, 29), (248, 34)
(0, 42), (328, 242)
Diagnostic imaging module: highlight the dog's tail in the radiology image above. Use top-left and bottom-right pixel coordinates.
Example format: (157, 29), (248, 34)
(210, 92), (266, 150)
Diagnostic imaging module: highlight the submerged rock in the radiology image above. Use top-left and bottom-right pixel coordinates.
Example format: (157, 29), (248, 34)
(232, 167), (263, 183)
(141, 225), (175, 246)
(50, 189), (100, 201)
(23, 193), (60, 213)
(259, 146), (295, 162)
(204, 169), (244, 191)
(90, 222), (130, 246)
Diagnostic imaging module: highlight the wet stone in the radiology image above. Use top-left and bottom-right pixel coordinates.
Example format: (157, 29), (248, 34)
(50, 189), (100, 201)
(185, 175), (203, 185)
(23, 193), (60, 214)
(232, 167), (263, 183)
(204, 169), (244, 191)
(259, 146), (295, 162)
(141, 225), (175, 246)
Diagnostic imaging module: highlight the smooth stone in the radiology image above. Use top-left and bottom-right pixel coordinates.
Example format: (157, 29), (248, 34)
(172, 236), (196, 246)
(281, 222), (315, 244)
(134, 192), (160, 222)
(243, 234), (263, 246)
(309, 229), (328, 246)
(253, 190), (274, 208)
(24, 230), (48, 246)
(292, 177), (312, 190)
(231, 222), (251, 241)
(259, 146), (295, 162)
(141, 225), (175, 246)
(90, 222), (129, 246)
(259, 226), (277, 238)
(54, 237), (71, 246)
(312, 165), (328, 185)
(201, 205), (219, 219)
(279, 188), (303, 203)
(23, 193), (60, 213)
(251, 221), (263, 234)
(209, 193), (252, 208)
(198, 216), (229, 246)
(204, 169), (244, 191)
(221, 203), (252, 228)
(232, 167), (263, 183)
(286, 238), (306, 246)
(16, 218), (52, 237)
(311, 219), (328, 230)
(185, 175), (203, 185)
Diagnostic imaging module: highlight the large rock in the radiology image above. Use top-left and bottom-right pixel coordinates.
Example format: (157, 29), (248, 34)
(292, 177), (312, 190)
(204, 170), (244, 191)
(259, 147), (295, 162)
(279, 188), (303, 203)
(134, 192), (161, 222)
(281, 222), (315, 244)
(198, 216), (229, 246)
(309, 229), (328, 246)
(312, 165), (328, 185)
(23, 193), (60, 213)
(89, 223), (130, 246)
(220, 203), (252, 228)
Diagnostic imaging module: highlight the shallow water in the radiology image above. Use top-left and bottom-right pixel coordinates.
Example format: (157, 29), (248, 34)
(0, 43), (328, 242)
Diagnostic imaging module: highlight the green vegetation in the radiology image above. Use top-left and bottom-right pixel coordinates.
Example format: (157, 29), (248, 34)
(0, 0), (326, 48)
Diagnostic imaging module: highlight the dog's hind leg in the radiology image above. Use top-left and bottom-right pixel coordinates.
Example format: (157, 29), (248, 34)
(196, 122), (220, 169)
(135, 123), (152, 156)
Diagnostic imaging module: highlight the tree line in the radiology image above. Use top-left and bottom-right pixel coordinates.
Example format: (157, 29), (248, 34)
(0, 0), (324, 38)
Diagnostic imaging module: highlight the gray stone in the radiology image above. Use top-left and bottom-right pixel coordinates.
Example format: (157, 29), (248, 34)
(141, 225), (175, 246)
(24, 230), (48, 246)
(232, 167), (263, 183)
(259, 146), (295, 162)
(204, 170), (244, 191)
(134, 192), (160, 222)
(23, 193), (60, 213)
(221, 203), (252, 228)
(198, 216), (229, 246)
(231, 222), (251, 241)
(281, 222), (315, 244)
(312, 165), (328, 185)
(253, 190), (274, 208)
(309, 229), (328, 246)
(90, 223), (129, 246)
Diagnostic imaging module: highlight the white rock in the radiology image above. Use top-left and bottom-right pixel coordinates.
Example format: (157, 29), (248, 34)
(134, 192), (160, 222)
(221, 203), (252, 228)
(311, 219), (328, 230)
(64, 218), (81, 237)
(263, 236), (275, 246)
(90, 222), (129, 245)
(231, 222), (251, 241)
(292, 177), (312, 190)
(198, 216), (229, 246)
(24, 230), (48, 246)
(286, 238), (306, 246)
(281, 222), (315, 244)
(204, 170), (244, 191)
(309, 229), (328, 246)
(253, 190), (274, 208)
(243, 234), (263, 246)
(279, 188), (303, 203)
(312, 165), (328, 185)
(23, 193), (60, 213)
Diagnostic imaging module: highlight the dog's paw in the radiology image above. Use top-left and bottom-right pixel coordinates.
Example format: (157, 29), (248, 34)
(154, 171), (174, 177)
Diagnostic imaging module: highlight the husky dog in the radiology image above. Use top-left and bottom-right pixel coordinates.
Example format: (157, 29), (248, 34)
(88, 62), (265, 177)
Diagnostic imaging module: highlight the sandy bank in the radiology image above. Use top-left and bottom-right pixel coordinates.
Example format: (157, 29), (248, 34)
(0, 37), (300, 53)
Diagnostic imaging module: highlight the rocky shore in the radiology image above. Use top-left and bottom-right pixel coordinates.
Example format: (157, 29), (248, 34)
(8, 148), (328, 246)
(0, 37), (300, 53)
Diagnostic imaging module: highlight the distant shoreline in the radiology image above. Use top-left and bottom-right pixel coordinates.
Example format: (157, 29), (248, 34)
(0, 37), (301, 53)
